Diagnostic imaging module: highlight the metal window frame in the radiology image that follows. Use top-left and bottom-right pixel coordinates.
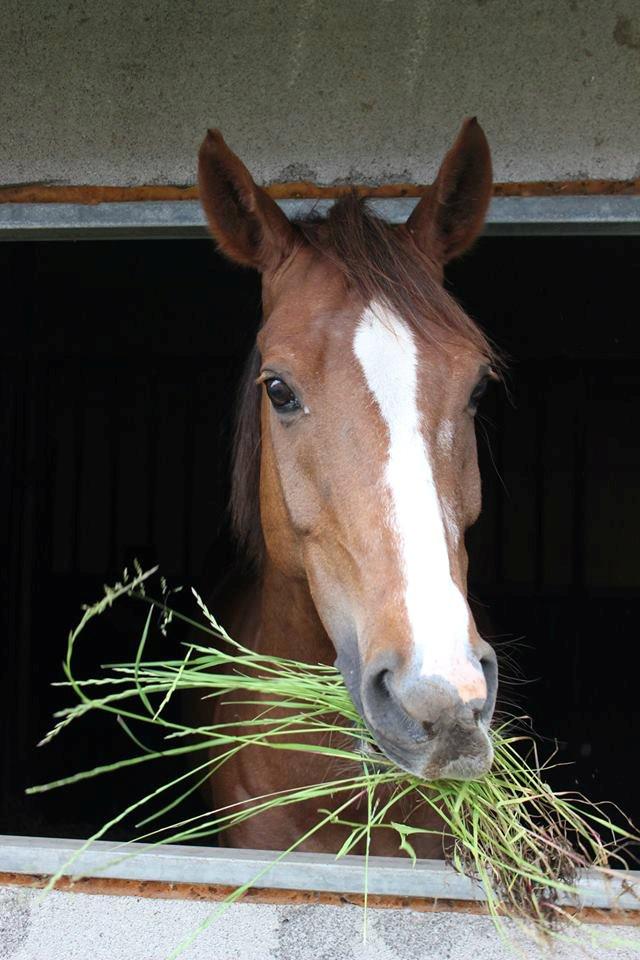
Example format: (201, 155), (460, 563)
(1, 835), (639, 911)
(1, 196), (640, 240)
(2, 196), (639, 908)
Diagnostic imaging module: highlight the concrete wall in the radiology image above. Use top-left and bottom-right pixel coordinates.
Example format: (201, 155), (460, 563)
(2, 0), (639, 188)
(2, 886), (640, 960)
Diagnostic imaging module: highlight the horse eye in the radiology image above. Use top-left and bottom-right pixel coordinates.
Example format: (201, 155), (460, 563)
(469, 376), (490, 412)
(264, 378), (300, 412)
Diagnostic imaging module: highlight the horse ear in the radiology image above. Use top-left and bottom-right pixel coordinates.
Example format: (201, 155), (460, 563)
(406, 117), (492, 266)
(198, 129), (300, 271)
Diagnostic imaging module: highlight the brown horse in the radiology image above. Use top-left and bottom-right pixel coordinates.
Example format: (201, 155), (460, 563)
(197, 118), (499, 857)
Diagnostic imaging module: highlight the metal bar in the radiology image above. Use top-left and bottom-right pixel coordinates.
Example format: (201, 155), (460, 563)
(1, 196), (640, 240)
(1, 835), (638, 910)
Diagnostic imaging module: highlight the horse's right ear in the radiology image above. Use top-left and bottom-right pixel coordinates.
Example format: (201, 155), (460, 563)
(198, 130), (300, 271)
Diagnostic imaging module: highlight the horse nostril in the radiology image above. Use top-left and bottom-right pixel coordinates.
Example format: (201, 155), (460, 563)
(478, 650), (499, 721)
(375, 669), (393, 699)
(364, 665), (429, 745)
(422, 720), (435, 737)
(473, 708), (482, 724)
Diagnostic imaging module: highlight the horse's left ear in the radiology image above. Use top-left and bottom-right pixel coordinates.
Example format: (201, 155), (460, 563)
(198, 129), (300, 271)
(405, 117), (492, 265)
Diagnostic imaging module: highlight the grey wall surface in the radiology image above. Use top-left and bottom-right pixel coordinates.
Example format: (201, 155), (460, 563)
(2, 0), (640, 188)
(2, 886), (640, 960)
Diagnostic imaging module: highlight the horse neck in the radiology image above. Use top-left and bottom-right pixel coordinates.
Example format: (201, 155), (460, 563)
(257, 557), (335, 665)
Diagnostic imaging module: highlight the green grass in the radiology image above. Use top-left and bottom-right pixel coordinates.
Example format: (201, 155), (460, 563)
(29, 566), (640, 957)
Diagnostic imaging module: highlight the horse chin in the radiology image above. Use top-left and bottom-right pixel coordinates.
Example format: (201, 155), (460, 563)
(369, 726), (494, 782)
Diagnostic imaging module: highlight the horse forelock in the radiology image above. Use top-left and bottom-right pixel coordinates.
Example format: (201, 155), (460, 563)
(298, 193), (499, 365)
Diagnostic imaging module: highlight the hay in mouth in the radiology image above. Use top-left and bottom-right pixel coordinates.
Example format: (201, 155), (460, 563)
(30, 567), (640, 958)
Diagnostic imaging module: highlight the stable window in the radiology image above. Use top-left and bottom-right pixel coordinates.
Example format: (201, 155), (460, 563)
(1, 200), (639, 904)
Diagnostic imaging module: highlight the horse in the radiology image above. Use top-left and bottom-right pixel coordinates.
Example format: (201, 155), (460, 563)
(196, 118), (499, 857)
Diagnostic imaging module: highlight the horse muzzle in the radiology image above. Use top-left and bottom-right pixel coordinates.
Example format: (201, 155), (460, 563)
(340, 643), (498, 780)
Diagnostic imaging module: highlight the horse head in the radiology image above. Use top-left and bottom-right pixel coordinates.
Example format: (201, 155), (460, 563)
(198, 119), (498, 780)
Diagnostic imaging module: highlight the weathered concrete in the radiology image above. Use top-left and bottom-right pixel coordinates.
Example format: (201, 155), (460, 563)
(2, 886), (640, 960)
(2, 0), (640, 188)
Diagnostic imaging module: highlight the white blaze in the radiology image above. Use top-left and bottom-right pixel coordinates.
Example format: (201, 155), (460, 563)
(353, 303), (482, 700)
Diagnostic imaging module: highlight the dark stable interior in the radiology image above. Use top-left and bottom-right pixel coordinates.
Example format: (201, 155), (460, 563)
(2, 234), (639, 852)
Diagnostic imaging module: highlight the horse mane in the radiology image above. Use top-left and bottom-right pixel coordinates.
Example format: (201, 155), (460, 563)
(229, 193), (498, 567)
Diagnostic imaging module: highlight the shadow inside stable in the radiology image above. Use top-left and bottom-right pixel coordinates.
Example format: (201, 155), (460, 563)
(1, 232), (639, 855)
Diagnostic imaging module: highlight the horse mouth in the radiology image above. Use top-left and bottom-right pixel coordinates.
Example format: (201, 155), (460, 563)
(354, 732), (394, 774)
(363, 721), (494, 781)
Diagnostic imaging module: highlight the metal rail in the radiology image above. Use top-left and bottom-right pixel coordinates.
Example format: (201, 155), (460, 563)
(1, 835), (639, 910)
(1, 196), (640, 240)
